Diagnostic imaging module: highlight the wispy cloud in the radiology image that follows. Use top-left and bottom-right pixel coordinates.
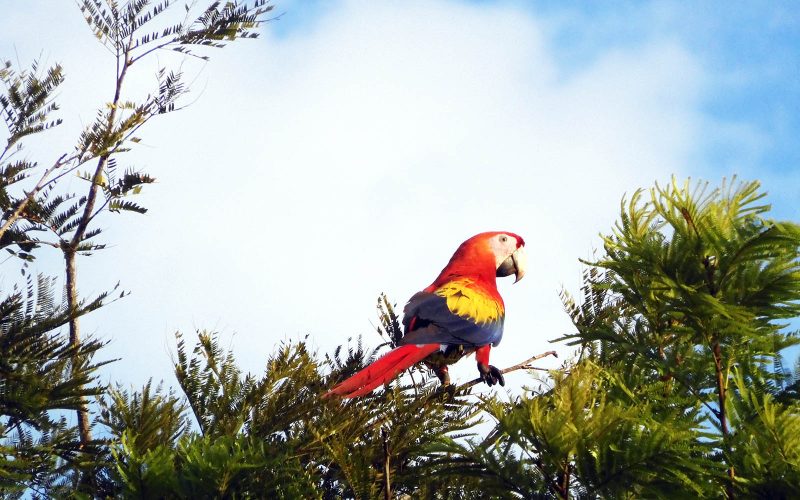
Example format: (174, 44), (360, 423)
(4, 1), (788, 388)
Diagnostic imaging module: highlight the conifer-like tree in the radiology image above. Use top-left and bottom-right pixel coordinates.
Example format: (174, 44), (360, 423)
(1, 0), (273, 493)
(551, 178), (800, 498)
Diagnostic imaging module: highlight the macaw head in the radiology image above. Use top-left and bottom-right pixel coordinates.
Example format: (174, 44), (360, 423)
(488, 232), (527, 283)
(434, 231), (527, 286)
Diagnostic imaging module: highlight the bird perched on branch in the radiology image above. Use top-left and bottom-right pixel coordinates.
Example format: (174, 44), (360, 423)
(325, 231), (526, 398)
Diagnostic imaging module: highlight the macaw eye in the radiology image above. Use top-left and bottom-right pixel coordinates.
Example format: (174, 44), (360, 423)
(500, 235), (507, 243)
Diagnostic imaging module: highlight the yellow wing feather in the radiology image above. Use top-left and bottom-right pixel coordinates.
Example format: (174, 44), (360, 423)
(434, 280), (504, 325)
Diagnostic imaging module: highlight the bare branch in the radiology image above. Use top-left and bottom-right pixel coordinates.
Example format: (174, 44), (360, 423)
(458, 351), (559, 391)
(11, 240), (60, 249)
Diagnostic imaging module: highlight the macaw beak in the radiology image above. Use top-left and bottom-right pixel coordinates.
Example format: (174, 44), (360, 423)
(496, 246), (527, 283)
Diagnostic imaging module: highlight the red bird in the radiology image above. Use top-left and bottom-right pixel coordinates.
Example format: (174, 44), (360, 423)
(325, 231), (526, 398)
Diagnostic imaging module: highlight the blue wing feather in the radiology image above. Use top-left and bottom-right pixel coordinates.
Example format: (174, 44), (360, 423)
(400, 291), (504, 347)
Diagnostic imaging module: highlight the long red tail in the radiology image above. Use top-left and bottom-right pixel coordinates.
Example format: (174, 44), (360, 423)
(324, 344), (439, 398)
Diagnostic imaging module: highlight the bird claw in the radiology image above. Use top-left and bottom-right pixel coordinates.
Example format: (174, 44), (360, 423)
(477, 363), (505, 387)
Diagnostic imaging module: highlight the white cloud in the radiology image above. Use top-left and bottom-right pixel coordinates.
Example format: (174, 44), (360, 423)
(2, 1), (708, 392)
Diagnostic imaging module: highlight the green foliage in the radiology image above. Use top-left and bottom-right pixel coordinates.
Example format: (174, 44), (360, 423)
(728, 370), (800, 497)
(0, 59), (63, 151)
(97, 299), (484, 499)
(174, 330), (258, 438)
(1, 1), (277, 495)
(432, 361), (715, 499)
(98, 333), (322, 498)
(0, 305), (506, 495)
(1, 1), (275, 258)
(109, 431), (320, 499)
(556, 177), (800, 497)
(0, 58), (68, 260)
(171, 326), (476, 498)
(98, 380), (189, 455)
(561, 178), (800, 362)
(0, 274), (108, 495)
(80, 0), (273, 59)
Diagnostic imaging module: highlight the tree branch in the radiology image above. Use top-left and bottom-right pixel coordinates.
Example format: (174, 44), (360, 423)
(11, 240), (60, 249)
(0, 152), (77, 242)
(458, 350), (558, 391)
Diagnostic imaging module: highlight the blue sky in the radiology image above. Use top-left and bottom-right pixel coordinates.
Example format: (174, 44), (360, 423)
(1, 1), (798, 394)
(273, 0), (800, 216)
(261, 0), (798, 225)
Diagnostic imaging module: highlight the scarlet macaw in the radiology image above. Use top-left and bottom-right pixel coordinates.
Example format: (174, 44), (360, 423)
(325, 231), (526, 398)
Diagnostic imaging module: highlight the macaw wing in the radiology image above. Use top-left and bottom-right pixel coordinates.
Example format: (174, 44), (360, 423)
(400, 290), (504, 347)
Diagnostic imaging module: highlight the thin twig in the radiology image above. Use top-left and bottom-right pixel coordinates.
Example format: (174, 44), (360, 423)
(10, 240), (60, 249)
(382, 427), (391, 500)
(458, 350), (558, 391)
(0, 152), (73, 241)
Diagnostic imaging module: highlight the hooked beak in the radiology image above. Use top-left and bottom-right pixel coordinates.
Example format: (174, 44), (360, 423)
(496, 246), (527, 283)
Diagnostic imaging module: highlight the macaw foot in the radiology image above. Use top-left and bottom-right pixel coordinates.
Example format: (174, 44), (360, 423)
(477, 362), (505, 387)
